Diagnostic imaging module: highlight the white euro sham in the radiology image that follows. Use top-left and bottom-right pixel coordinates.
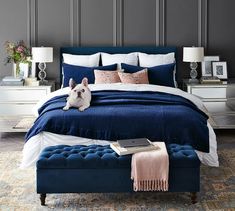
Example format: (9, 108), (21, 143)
(62, 53), (100, 67)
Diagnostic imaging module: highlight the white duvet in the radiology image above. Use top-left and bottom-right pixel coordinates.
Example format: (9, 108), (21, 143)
(21, 83), (219, 168)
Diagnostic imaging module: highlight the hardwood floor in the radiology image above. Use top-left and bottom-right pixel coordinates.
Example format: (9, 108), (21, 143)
(0, 129), (234, 152)
(0, 132), (25, 151)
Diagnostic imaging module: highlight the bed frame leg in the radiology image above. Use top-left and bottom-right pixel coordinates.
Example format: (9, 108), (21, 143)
(40, 193), (46, 206)
(190, 192), (197, 204)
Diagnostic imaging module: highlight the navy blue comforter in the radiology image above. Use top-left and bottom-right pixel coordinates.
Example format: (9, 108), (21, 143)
(25, 90), (209, 152)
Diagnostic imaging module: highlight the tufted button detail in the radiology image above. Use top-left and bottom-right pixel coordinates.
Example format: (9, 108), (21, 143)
(37, 145), (132, 169)
(167, 144), (200, 168)
(37, 144), (200, 169)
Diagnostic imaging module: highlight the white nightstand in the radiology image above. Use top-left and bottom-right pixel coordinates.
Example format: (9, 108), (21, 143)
(0, 81), (55, 132)
(183, 79), (235, 129)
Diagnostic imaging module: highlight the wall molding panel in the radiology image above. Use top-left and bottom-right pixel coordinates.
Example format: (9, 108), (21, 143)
(69, 0), (75, 46)
(27, 0), (207, 48)
(198, 0), (202, 46)
(70, 0), (81, 46)
(112, 0), (117, 46)
(1, 0), (235, 80)
(117, 0), (124, 46)
(155, 0), (160, 46)
(28, 0), (38, 47)
(202, 0), (208, 49)
(159, 0), (165, 46)
(26, 0), (31, 46)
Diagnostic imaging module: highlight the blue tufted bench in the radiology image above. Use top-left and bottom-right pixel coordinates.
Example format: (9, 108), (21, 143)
(37, 144), (200, 205)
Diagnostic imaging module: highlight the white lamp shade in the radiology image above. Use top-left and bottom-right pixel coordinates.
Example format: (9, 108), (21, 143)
(183, 47), (204, 62)
(32, 47), (53, 63)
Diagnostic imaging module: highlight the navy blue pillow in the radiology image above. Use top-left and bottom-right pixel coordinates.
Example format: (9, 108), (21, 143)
(121, 63), (176, 87)
(62, 63), (117, 87)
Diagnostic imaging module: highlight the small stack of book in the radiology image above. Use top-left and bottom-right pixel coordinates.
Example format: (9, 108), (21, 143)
(200, 76), (222, 84)
(1, 76), (24, 86)
(110, 138), (159, 155)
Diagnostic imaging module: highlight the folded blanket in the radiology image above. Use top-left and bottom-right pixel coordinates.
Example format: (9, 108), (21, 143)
(131, 142), (169, 191)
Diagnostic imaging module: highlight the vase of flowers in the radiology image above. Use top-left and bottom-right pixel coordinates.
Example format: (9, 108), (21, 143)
(4, 40), (31, 78)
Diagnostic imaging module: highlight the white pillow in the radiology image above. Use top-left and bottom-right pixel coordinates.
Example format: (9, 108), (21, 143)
(138, 52), (177, 87)
(138, 52), (175, 67)
(101, 52), (138, 70)
(63, 53), (100, 67)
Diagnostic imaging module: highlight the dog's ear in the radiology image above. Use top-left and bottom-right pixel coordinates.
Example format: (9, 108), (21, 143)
(69, 78), (76, 89)
(81, 77), (88, 87)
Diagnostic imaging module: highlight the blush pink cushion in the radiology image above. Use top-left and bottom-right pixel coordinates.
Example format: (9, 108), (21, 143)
(118, 69), (149, 84)
(94, 70), (121, 84)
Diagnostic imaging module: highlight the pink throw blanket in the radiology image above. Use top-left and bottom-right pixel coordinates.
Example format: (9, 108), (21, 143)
(131, 142), (169, 191)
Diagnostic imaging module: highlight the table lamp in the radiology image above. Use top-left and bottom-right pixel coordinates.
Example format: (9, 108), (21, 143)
(32, 47), (53, 85)
(183, 47), (204, 83)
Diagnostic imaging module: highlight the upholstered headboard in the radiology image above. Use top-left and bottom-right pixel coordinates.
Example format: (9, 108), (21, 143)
(60, 46), (177, 85)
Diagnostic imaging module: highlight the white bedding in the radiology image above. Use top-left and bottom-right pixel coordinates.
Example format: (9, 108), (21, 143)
(21, 83), (219, 168)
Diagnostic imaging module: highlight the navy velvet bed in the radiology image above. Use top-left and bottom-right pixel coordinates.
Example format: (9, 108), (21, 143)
(35, 46), (203, 205)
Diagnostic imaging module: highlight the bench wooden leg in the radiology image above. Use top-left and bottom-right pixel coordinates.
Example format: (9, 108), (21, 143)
(40, 193), (46, 206)
(190, 192), (197, 204)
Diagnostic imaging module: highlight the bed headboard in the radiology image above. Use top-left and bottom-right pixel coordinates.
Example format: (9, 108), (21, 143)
(60, 46), (177, 85)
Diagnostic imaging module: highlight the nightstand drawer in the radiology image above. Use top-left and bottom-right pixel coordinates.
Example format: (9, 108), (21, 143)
(191, 87), (226, 99)
(0, 89), (48, 102)
(0, 82), (55, 126)
(0, 103), (35, 115)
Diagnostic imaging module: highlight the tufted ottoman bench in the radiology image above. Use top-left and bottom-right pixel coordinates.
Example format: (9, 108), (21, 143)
(36, 144), (200, 205)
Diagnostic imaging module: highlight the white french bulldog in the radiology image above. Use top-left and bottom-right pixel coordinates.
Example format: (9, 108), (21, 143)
(63, 77), (91, 112)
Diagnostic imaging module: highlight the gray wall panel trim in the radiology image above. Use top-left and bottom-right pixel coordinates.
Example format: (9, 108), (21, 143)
(204, 0), (208, 49)
(30, 0), (37, 46)
(113, 0), (117, 46)
(198, 0), (202, 47)
(77, 0), (81, 46)
(27, 0), (31, 47)
(70, 0), (80, 46)
(155, 0), (160, 46)
(159, 0), (165, 46)
(119, 0), (123, 46)
(201, 0), (208, 49)
(34, 0), (38, 46)
(1, 0), (234, 80)
(70, 0), (74, 46)
(162, 0), (165, 46)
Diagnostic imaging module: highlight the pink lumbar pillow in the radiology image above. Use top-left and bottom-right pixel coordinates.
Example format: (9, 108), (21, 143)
(94, 70), (121, 84)
(118, 69), (149, 84)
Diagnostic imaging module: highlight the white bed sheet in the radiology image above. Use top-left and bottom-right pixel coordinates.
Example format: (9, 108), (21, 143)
(21, 83), (219, 168)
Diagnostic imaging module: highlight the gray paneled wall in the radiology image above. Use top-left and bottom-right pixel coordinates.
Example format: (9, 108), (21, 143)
(0, 0), (235, 84)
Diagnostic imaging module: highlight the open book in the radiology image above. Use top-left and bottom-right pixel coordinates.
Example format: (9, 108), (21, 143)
(110, 140), (160, 156)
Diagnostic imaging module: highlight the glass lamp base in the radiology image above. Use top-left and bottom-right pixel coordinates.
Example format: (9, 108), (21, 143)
(189, 78), (199, 83)
(38, 63), (47, 85)
(189, 62), (199, 84)
(39, 80), (48, 86)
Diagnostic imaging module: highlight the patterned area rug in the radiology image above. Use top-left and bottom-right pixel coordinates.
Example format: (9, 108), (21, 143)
(0, 149), (234, 210)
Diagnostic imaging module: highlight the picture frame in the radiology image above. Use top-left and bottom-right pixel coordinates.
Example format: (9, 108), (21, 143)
(212, 61), (227, 79)
(201, 56), (220, 77)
